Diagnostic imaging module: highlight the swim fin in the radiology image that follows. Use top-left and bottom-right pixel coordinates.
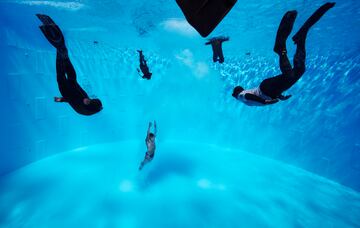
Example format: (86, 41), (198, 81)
(36, 14), (56, 25)
(292, 2), (335, 44)
(176, 0), (237, 37)
(36, 14), (65, 50)
(274, 10), (297, 55)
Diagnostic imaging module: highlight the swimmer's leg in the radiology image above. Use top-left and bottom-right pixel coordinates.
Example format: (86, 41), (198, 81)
(139, 159), (148, 170)
(211, 42), (222, 63)
(291, 2), (335, 81)
(292, 35), (306, 81)
(56, 49), (76, 85)
(274, 11), (297, 75)
(263, 40), (306, 98)
(261, 43), (306, 98)
(55, 51), (68, 95)
(279, 52), (292, 76)
(218, 46), (225, 63)
(139, 161), (145, 170)
(292, 2), (335, 45)
(274, 10), (297, 54)
(138, 50), (147, 66)
(212, 50), (218, 62)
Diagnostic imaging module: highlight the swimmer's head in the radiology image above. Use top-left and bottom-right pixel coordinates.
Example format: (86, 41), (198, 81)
(149, 133), (155, 139)
(232, 86), (244, 98)
(143, 73), (152, 80)
(87, 99), (103, 113)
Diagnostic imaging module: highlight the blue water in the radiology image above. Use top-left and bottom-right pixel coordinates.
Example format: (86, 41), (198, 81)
(1, 0), (360, 227)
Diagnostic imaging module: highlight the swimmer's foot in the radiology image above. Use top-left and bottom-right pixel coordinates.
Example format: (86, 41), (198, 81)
(274, 10), (297, 55)
(292, 2), (335, 45)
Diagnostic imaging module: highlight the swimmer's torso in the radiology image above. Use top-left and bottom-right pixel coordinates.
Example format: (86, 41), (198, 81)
(238, 87), (272, 106)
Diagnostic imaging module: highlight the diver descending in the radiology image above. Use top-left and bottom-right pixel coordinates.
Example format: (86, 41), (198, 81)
(205, 36), (229, 63)
(232, 2), (336, 106)
(137, 50), (152, 80)
(36, 14), (103, 115)
(139, 121), (157, 170)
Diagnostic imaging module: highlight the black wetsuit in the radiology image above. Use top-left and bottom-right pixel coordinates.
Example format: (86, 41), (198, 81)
(206, 37), (229, 63)
(258, 3), (334, 99)
(259, 42), (305, 99)
(36, 14), (102, 115)
(138, 51), (152, 80)
(56, 51), (97, 115)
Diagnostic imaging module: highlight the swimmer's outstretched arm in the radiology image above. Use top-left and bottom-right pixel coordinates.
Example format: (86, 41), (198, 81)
(244, 94), (279, 105)
(54, 97), (67, 102)
(145, 122), (152, 141)
(278, 94), (292, 101)
(220, 36), (230, 42)
(147, 122), (152, 133)
(137, 68), (143, 77)
(154, 121), (157, 136)
(205, 36), (229, 45)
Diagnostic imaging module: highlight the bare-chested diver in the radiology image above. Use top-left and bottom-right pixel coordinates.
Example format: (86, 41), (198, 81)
(232, 3), (335, 106)
(205, 36), (229, 63)
(137, 50), (152, 80)
(139, 121), (157, 170)
(36, 14), (103, 115)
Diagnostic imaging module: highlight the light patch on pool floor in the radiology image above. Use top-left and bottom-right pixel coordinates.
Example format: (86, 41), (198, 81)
(0, 141), (359, 228)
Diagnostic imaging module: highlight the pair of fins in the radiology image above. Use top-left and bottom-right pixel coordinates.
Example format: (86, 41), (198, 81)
(36, 14), (65, 50)
(176, 0), (237, 37)
(273, 2), (336, 54)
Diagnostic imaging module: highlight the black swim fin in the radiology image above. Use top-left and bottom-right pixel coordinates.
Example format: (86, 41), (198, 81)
(292, 2), (335, 44)
(36, 14), (65, 50)
(274, 10), (297, 55)
(176, 0), (237, 37)
(36, 14), (56, 25)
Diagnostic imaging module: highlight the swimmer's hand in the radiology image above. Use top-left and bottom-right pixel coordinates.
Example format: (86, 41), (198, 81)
(83, 98), (91, 105)
(265, 99), (279, 105)
(278, 95), (292, 101)
(54, 97), (66, 102)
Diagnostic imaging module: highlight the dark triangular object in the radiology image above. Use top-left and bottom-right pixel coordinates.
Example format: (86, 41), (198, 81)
(176, 0), (237, 37)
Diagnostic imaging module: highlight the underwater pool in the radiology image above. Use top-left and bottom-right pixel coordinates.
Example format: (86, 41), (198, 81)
(1, 141), (360, 227)
(0, 0), (360, 227)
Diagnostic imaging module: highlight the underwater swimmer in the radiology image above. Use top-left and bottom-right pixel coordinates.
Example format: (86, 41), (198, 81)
(137, 50), (152, 80)
(139, 121), (157, 170)
(36, 14), (103, 115)
(205, 36), (229, 63)
(232, 2), (335, 106)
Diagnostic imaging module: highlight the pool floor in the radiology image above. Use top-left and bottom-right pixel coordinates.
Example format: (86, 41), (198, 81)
(0, 141), (359, 228)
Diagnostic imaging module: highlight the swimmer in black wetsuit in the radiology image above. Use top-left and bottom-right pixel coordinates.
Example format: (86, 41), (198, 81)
(232, 2), (335, 106)
(139, 121), (157, 170)
(36, 14), (103, 115)
(205, 36), (229, 63)
(137, 50), (152, 80)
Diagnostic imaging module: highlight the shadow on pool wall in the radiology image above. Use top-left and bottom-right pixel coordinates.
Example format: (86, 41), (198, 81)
(0, 1), (359, 191)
